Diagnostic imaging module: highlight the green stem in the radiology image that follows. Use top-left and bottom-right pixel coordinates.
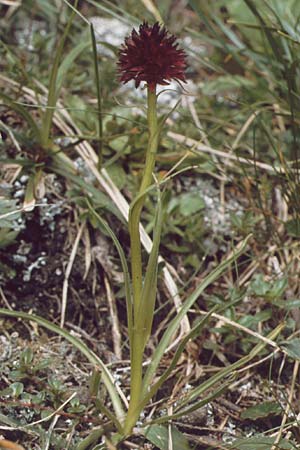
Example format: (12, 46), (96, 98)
(129, 87), (158, 320)
(123, 329), (145, 435)
(41, 0), (78, 149)
(90, 23), (103, 171)
(125, 86), (159, 436)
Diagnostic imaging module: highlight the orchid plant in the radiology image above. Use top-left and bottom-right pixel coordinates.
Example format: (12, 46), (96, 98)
(107, 22), (278, 444)
(117, 21), (188, 435)
(0, 18), (281, 450)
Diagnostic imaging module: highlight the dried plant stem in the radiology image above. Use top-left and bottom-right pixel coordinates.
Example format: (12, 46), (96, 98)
(104, 276), (122, 360)
(271, 359), (299, 449)
(61, 221), (85, 328)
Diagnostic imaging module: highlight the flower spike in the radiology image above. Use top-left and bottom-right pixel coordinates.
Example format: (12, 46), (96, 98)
(118, 22), (187, 92)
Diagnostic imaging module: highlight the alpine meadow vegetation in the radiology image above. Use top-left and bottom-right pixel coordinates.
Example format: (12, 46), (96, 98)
(0, 1), (299, 449)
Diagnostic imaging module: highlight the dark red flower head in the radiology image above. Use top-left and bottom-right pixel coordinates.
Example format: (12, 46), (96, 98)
(118, 22), (187, 92)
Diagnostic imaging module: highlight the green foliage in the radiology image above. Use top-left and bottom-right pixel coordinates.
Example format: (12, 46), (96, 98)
(241, 401), (282, 420)
(3, 382), (24, 398)
(0, 345), (87, 436)
(0, 199), (23, 248)
(67, 396), (86, 414)
(230, 436), (297, 449)
(1, 0), (299, 448)
(285, 218), (300, 237)
(281, 338), (300, 360)
(231, 211), (260, 236)
(202, 74), (256, 96)
(9, 347), (50, 381)
(190, 0), (300, 225)
(144, 424), (192, 450)
(248, 274), (288, 300)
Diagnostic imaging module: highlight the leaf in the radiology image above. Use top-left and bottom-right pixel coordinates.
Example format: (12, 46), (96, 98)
(41, 1), (78, 147)
(0, 198), (22, 247)
(167, 324), (284, 417)
(178, 192), (205, 216)
(202, 75), (255, 95)
(0, 199), (22, 227)
(105, 164), (127, 189)
(285, 218), (300, 237)
(90, 23), (103, 170)
(9, 382), (24, 398)
(86, 202), (133, 345)
(281, 338), (300, 360)
(74, 428), (107, 450)
(0, 308), (125, 422)
(23, 170), (41, 212)
(248, 274), (270, 296)
(267, 278), (288, 299)
(241, 401), (282, 420)
(138, 187), (163, 346)
(139, 306), (218, 415)
(230, 436), (296, 449)
(41, 410), (53, 420)
(0, 229), (20, 249)
(249, 274), (287, 300)
(144, 424), (191, 450)
(239, 310), (272, 327)
(56, 40), (90, 94)
(20, 347), (34, 366)
(272, 299), (300, 310)
(142, 235), (252, 395)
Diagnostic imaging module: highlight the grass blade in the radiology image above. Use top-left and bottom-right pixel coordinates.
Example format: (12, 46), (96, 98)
(90, 23), (103, 171)
(137, 186), (163, 347)
(0, 92), (41, 142)
(0, 308), (125, 422)
(56, 40), (90, 94)
(142, 234), (252, 395)
(138, 305), (218, 412)
(175, 323), (284, 411)
(41, 0), (79, 147)
(86, 201), (133, 346)
(150, 323), (284, 424)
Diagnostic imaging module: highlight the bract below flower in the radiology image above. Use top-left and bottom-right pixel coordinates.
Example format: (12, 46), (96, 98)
(118, 21), (187, 92)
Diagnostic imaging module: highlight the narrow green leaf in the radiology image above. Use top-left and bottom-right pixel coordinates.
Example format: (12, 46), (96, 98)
(56, 40), (90, 93)
(0, 308), (125, 422)
(75, 427), (108, 450)
(90, 23), (103, 170)
(0, 92), (41, 142)
(138, 187), (163, 346)
(41, 0), (79, 147)
(178, 192), (205, 216)
(94, 398), (123, 434)
(150, 376), (234, 425)
(150, 323), (284, 425)
(139, 306), (218, 412)
(175, 323), (284, 411)
(89, 369), (101, 398)
(9, 382), (24, 398)
(142, 234), (252, 395)
(243, 0), (284, 63)
(86, 201), (133, 345)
